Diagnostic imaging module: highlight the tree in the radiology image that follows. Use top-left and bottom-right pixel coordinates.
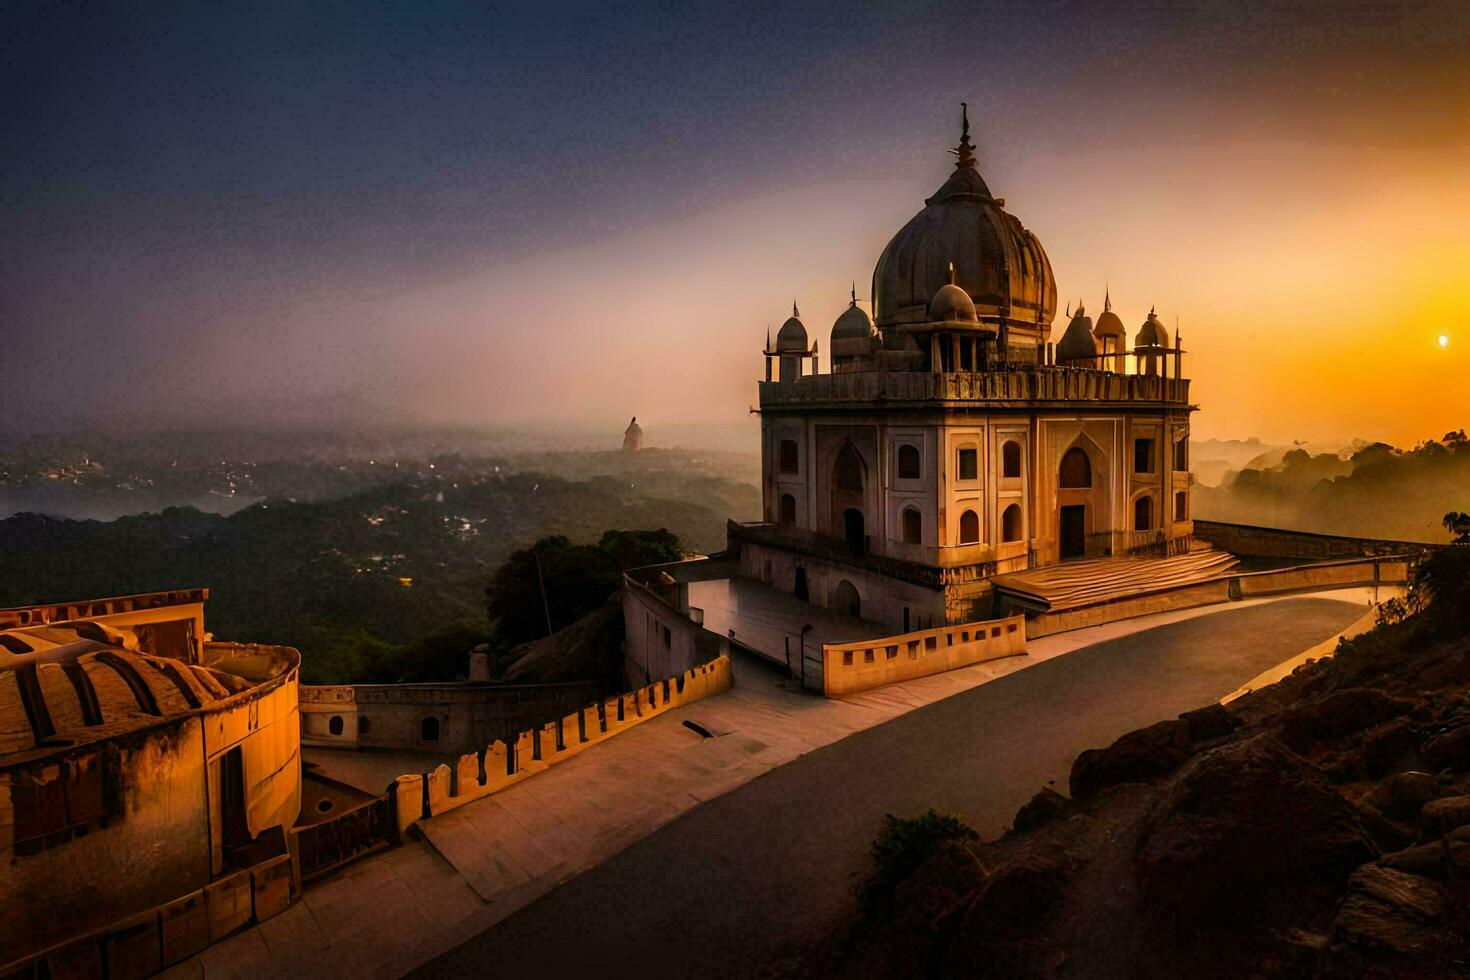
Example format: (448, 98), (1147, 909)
(484, 529), (684, 647)
(597, 528), (684, 571)
(1444, 511), (1470, 545)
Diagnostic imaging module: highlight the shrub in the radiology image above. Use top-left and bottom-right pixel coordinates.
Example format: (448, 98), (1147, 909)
(858, 809), (978, 920)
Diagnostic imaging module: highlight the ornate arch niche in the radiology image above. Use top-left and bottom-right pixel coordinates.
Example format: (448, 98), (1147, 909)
(828, 440), (869, 549)
(1053, 431), (1112, 560)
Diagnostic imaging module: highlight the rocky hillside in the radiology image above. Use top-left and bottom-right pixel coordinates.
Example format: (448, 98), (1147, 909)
(842, 549), (1470, 978)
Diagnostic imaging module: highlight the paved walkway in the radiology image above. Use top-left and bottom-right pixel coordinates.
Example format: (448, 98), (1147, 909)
(168, 590), (1374, 979)
(687, 575), (884, 668)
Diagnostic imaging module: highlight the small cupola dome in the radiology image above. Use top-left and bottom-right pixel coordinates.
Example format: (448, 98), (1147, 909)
(831, 287), (875, 342)
(1093, 290), (1126, 339)
(1056, 301), (1098, 364)
(928, 263), (979, 325)
(776, 301), (809, 352)
(1135, 306), (1168, 348)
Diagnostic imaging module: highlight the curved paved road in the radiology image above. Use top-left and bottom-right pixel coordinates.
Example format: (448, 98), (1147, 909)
(416, 597), (1363, 977)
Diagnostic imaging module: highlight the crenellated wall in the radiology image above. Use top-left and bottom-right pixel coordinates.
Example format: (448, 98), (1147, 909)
(390, 655), (733, 832)
(821, 614), (1027, 696)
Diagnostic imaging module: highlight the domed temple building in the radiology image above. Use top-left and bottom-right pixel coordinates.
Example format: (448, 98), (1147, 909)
(740, 107), (1197, 631)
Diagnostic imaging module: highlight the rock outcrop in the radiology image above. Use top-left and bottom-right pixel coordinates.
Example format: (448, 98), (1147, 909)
(838, 588), (1470, 978)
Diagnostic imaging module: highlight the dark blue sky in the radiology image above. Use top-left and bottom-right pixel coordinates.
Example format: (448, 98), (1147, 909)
(3, 1), (1467, 437)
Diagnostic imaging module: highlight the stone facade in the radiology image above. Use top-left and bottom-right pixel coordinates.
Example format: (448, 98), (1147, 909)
(0, 596), (302, 973)
(748, 117), (1196, 627)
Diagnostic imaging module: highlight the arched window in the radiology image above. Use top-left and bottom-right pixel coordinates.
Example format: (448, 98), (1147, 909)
(1060, 447), (1092, 488)
(358, 716), (371, 735)
(958, 509), (980, 544)
(778, 439), (799, 474)
(956, 447), (979, 481)
(421, 716), (440, 742)
(779, 493), (796, 525)
(834, 443), (864, 493)
(1135, 495), (1154, 531)
(1002, 503), (1023, 542)
(832, 580), (861, 617)
(1175, 490), (1188, 521)
(328, 715), (344, 736)
(1002, 441), (1022, 478)
(901, 507), (922, 544)
(897, 444), (921, 480)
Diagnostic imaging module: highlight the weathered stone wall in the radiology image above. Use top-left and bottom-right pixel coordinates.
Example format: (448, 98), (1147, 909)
(737, 538), (946, 635)
(0, 720), (212, 962)
(623, 576), (717, 689)
(1, 642), (302, 973)
(299, 680), (599, 754)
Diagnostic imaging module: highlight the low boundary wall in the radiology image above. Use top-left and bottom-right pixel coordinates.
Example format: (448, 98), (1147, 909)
(821, 615), (1027, 697)
(1193, 520), (1439, 561)
(1025, 555), (1414, 639)
(391, 655), (732, 832)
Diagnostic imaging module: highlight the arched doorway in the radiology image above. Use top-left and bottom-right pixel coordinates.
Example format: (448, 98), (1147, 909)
(1058, 446), (1093, 560)
(831, 579), (861, 617)
(831, 441), (867, 551)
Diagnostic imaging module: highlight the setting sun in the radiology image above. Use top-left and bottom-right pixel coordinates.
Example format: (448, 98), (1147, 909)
(1441, 334), (1452, 348)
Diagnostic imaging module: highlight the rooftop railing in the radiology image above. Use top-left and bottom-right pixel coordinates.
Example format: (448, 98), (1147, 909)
(758, 366), (1190, 408)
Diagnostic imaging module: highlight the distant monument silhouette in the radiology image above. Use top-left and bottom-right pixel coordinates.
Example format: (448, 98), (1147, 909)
(623, 416), (643, 452)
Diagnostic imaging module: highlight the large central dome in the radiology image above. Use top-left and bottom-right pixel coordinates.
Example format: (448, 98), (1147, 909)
(871, 116), (1057, 351)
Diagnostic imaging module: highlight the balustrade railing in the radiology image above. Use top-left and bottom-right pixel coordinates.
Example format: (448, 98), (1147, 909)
(758, 367), (1190, 407)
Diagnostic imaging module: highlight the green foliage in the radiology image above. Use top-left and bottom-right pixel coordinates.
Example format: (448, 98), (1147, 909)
(597, 527), (683, 571)
(485, 528), (684, 648)
(858, 810), (979, 921)
(1414, 546), (1470, 635)
(0, 455), (734, 684)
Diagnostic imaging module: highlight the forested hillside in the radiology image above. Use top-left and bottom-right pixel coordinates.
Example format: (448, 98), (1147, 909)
(0, 457), (758, 683)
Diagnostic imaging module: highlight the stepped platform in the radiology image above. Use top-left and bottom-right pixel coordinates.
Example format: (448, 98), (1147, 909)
(993, 548), (1239, 613)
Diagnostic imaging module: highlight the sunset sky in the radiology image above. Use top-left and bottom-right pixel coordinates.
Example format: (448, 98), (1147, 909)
(4, 1), (1468, 446)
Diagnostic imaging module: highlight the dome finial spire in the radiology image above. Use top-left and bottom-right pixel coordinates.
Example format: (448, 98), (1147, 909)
(793, 299), (800, 318)
(1104, 283), (1112, 312)
(947, 261), (957, 285)
(851, 281), (857, 306)
(950, 102), (977, 169)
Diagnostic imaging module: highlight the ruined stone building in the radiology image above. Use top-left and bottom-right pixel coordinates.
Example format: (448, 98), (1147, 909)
(0, 591), (302, 975)
(741, 107), (1195, 631)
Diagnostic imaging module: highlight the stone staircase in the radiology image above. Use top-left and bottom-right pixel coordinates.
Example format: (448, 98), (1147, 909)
(993, 548), (1239, 612)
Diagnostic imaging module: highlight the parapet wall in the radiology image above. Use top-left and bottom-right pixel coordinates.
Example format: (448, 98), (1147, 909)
(1193, 520), (1439, 561)
(822, 614), (1027, 697)
(1025, 555), (1413, 638)
(385, 656), (733, 834)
